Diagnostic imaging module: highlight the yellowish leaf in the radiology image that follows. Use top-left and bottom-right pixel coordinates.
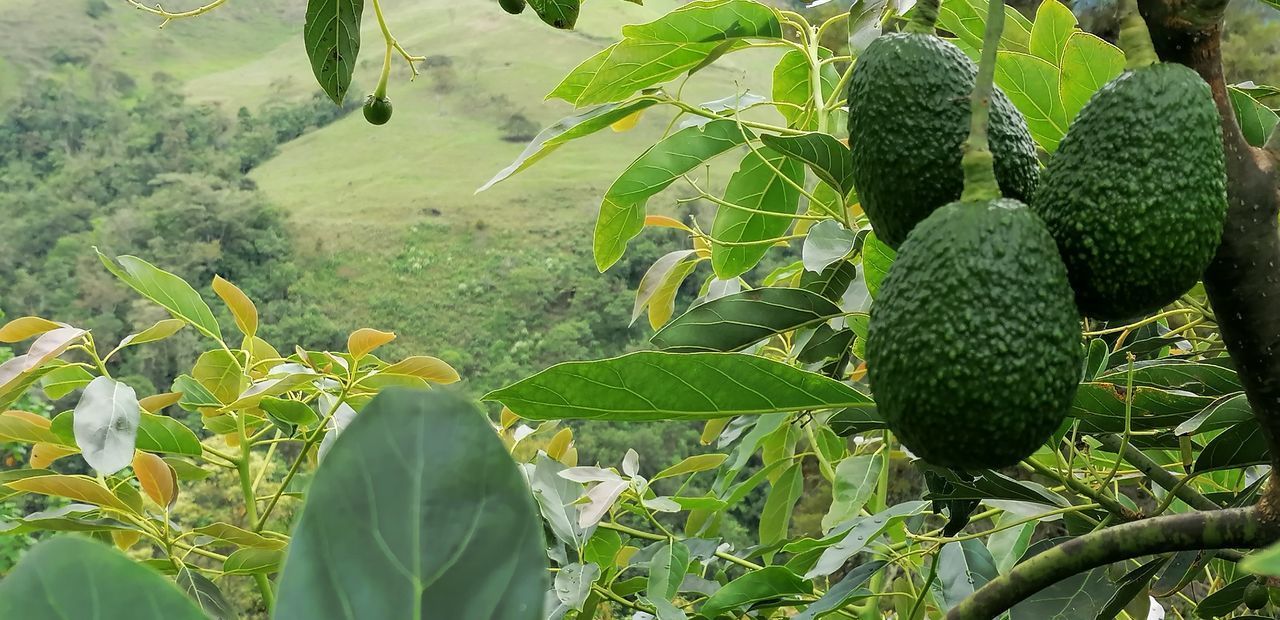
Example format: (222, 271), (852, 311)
(700, 417), (732, 445)
(561, 446), (578, 467)
(645, 215), (692, 232)
(29, 443), (77, 469)
(382, 356), (460, 384)
(0, 410), (61, 444)
(6, 474), (131, 512)
(348, 328), (396, 360)
(213, 275), (259, 337)
(193, 349), (246, 405)
(139, 392), (184, 413)
(132, 452), (178, 508)
(500, 407), (519, 430)
(243, 335), (282, 370)
(547, 427), (573, 460)
(610, 108), (646, 132)
(615, 546), (640, 567)
(0, 316), (62, 343)
(112, 530), (142, 550)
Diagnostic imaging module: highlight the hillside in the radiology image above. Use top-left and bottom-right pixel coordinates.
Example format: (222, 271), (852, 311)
(0, 0), (784, 394)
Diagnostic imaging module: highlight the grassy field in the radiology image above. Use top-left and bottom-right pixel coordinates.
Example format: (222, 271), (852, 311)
(0, 0), (785, 390)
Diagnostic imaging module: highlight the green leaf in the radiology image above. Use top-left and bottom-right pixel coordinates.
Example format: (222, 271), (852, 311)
(771, 48), (839, 130)
(932, 540), (998, 613)
(1009, 539), (1118, 619)
(761, 133), (856, 197)
(1027, 0), (1076, 64)
(1175, 393), (1251, 436)
(222, 548), (283, 576)
(1071, 383), (1218, 432)
(860, 231), (895, 298)
(551, 40), (746, 107)
(172, 374), (223, 411)
(848, 0), (887, 55)
(797, 325), (855, 364)
(73, 376), (139, 476)
(275, 389), (547, 619)
(303, 0), (363, 104)
(987, 512), (1036, 574)
(260, 397), (320, 428)
(480, 98), (660, 192)
(0, 411), (62, 445)
(822, 454), (881, 532)
(1228, 86), (1280, 147)
(485, 351), (874, 421)
(794, 560), (883, 619)
(1242, 541), (1280, 577)
(1193, 576), (1253, 618)
(114, 318), (187, 353)
(806, 501), (928, 578)
(595, 120), (752, 271)
(647, 541), (690, 601)
(939, 0), (1033, 54)
(193, 522), (288, 550)
(698, 566), (811, 618)
(916, 466), (1069, 508)
(994, 51), (1069, 151)
(41, 364), (95, 400)
(829, 406), (886, 435)
(176, 566), (238, 620)
(622, 0), (783, 42)
(549, 562), (599, 619)
(652, 288), (845, 352)
(801, 221), (857, 275)
(1059, 32), (1124, 120)
(97, 252), (223, 342)
(1194, 421), (1270, 473)
(0, 536), (204, 619)
(1095, 558), (1165, 620)
(710, 147), (805, 278)
(528, 453), (590, 550)
(527, 0), (578, 29)
(1100, 360), (1240, 395)
(1082, 338), (1109, 382)
(653, 453), (728, 480)
(759, 463), (804, 546)
(193, 349), (246, 405)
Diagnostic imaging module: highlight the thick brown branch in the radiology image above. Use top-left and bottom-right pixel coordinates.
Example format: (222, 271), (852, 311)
(1141, 0), (1280, 521)
(945, 507), (1280, 619)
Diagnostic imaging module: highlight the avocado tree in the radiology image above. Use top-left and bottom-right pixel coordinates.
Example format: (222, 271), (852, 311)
(0, 0), (1278, 618)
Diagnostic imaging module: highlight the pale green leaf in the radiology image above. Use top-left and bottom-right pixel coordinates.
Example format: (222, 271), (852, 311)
(97, 252), (223, 342)
(1059, 32), (1124, 120)
(622, 0), (783, 43)
(710, 147), (805, 278)
(1028, 0), (1076, 64)
(303, 0), (363, 104)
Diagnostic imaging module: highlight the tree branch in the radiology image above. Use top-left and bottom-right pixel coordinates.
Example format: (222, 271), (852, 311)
(945, 507), (1280, 619)
(1140, 0), (1280, 523)
(1095, 433), (1222, 512)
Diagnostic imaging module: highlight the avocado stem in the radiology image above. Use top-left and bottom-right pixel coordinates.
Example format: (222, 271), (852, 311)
(958, 0), (1005, 203)
(904, 0), (940, 33)
(1117, 0), (1158, 70)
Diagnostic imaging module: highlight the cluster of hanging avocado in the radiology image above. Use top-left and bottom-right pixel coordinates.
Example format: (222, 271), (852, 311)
(859, 7), (1081, 470)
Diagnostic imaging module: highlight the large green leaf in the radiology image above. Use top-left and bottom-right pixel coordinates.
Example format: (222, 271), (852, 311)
(1193, 576), (1253, 618)
(72, 376), (139, 476)
(1175, 393), (1251, 435)
(98, 252), (223, 342)
(527, 0), (579, 29)
(760, 133), (856, 197)
(480, 98), (660, 192)
(1228, 86), (1280, 147)
(275, 389), (547, 619)
(176, 566), (238, 620)
(794, 560), (884, 619)
(759, 463), (804, 546)
(771, 48), (839, 130)
(801, 222), (857, 276)
(652, 288), (844, 352)
(0, 536), (204, 619)
(710, 147), (805, 278)
(1009, 539), (1118, 619)
(698, 566), (811, 618)
(485, 352), (873, 421)
(1071, 383), (1218, 432)
(595, 120), (752, 271)
(939, 0), (1032, 54)
(822, 454), (881, 532)
(1194, 421), (1270, 473)
(1099, 360), (1241, 395)
(1059, 32), (1124, 120)
(1095, 558), (1164, 620)
(647, 541), (691, 602)
(303, 0), (363, 104)
(860, 231), (895, 298)
(995, 51), (1070, 151)
(1027, 0), (1075, 64)
(51, 410), (201, 456)
(551, 39), (747, 107)
(806, 501), (928, 578)
(1242, 541), (1280, 577)
(622, 0), (783, 42)
(932, 540), (998, 613)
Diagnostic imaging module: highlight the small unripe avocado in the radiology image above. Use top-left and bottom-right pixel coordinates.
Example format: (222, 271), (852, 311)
(363, 95), (393, 126)
(1244, 581), (1269, 610)
(498, 0), (526, 14)
(867, 199), (1082, 469)
(1032, 63), (1227, 320)
(847, 33), (1040, 249)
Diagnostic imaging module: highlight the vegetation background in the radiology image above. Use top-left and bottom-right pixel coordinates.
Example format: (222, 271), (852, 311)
(0, 0), (1275, 613)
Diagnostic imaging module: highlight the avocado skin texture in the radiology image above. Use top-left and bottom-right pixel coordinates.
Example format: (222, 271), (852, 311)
(867, 199), (1082, 470)
(1032, 63), (1227, 320)
(847, 33), (1039, 249)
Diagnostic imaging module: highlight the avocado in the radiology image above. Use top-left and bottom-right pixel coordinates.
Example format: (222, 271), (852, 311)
(1032, 63), (1227, 320)
(867, 199), (1081, 469)
(498, 0), (526, 14)
(1244, 581), (1269, 611)
(847, 33), (1040, 249)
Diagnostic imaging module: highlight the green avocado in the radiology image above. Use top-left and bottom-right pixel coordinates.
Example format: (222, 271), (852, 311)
(1244, 581), (1269, 611)
(1032, 63), (1227, 320)
(363, 95), (393, 126)
(498, 0), (526, 15)
(847, 33), (1040, 249)
(867, 199), (1081, 469)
